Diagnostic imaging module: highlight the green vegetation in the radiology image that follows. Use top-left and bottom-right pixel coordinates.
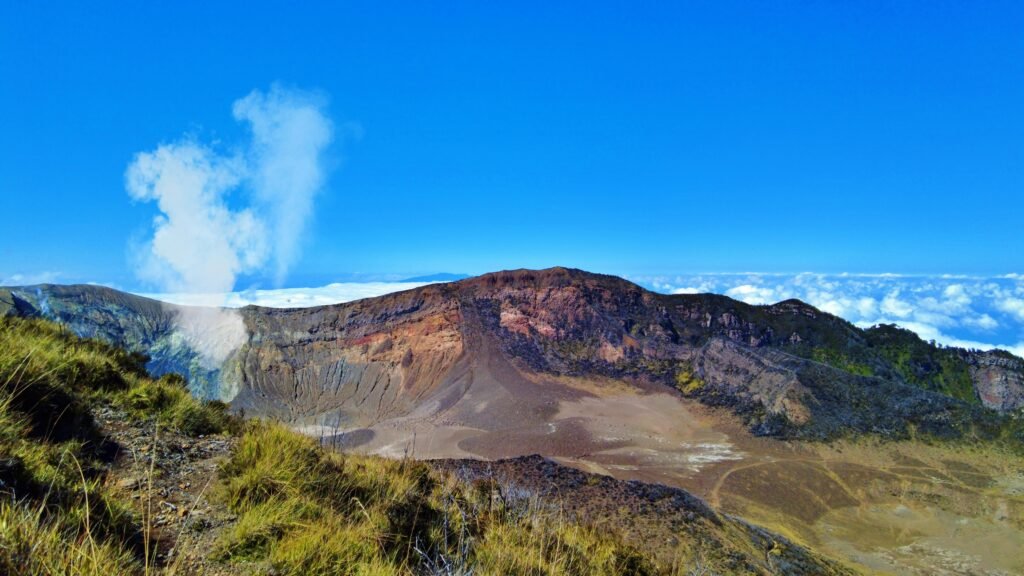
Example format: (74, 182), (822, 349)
(808, 348), (874, 377)
(547, 337), (601, 367)
(0, 501), (138, 575)
(120, 372), (233, 436)
(662, 293), (994, 407)
(783, 322), (979, 405)
(864, 324), (977, 404)
(673, 364), (704, 395)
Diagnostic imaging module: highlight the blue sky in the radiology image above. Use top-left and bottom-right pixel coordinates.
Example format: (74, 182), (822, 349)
(1, 5), (1022, 287)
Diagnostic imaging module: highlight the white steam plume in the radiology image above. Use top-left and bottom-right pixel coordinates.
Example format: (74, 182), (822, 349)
(234, 88), (333, 286)
(126, 85), (333, 368)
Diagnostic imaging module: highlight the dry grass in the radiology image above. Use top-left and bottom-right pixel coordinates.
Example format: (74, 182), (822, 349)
(0, 501), (138, 575)
(216, 420), (657, 575)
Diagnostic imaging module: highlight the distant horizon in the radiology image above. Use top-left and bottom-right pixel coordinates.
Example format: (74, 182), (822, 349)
(5, 266), (1022, 358)
(6, 265), (1024, 291)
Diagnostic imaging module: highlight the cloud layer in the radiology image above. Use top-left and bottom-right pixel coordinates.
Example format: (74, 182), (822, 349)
(139, 281), (434, 309)
(135, 270), (1024, 360)
(127, 85), (333, 366)
(637, 272), (1024, 358)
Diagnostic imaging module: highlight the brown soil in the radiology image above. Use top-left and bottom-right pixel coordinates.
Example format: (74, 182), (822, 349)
(95, 405), (247, 574)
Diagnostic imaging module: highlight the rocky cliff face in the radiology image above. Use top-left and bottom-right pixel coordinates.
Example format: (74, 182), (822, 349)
(4, 267), (1023, 442)
(966, 351), (1024, 411)
(232, 283), (465, 423)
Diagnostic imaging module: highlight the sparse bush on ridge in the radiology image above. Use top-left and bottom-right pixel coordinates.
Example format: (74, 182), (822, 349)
(119, 372), (234, 436)
(0, 317), (232, 439)
(673, 363), (704, 395)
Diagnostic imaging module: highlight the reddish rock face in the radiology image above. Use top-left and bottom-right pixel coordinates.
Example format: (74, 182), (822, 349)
(968, 352), (1024, 411)
(231, 282), (466, 424)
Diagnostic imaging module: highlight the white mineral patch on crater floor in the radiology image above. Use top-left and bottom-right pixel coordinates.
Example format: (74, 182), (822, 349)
(678, 442), (744, 467)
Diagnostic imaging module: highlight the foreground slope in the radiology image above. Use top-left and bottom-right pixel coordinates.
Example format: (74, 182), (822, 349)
(0, 316), (848, 575)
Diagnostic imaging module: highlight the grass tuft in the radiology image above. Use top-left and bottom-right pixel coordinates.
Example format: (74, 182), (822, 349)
(0, 500), (139, 575)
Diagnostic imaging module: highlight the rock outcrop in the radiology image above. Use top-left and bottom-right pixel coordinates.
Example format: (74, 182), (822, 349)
(966, 350), (1024, 411)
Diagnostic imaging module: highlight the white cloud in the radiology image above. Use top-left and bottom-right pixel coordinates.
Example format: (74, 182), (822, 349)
(725, 284), (776, 304)
(640, 272), (1024, 358)
(880, 290), (914, 318)
(996, 296), (1024, 322)
(855, 297), (878, 317)
(942, 283), (971, 303)
(1, 271), (61, 286)
(671, 281), (717, 294)
(859, 319), (1024, 359)
(963, 314), (998, 330)
(813, 295), (878, 319)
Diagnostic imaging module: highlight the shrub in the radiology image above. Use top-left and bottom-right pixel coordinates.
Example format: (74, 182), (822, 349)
(674, 364), (704, 395)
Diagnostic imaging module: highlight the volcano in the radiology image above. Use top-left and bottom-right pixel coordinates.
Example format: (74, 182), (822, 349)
(5, 267), (1024, 573)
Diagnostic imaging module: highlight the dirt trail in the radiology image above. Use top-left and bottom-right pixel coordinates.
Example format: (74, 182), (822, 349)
(96, 405), (243, 574)
(697, 433), (1024, 576)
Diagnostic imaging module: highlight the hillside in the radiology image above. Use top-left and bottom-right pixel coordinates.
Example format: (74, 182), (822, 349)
(4, 268), (1023, 442)
(0, 315), (849, 575)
